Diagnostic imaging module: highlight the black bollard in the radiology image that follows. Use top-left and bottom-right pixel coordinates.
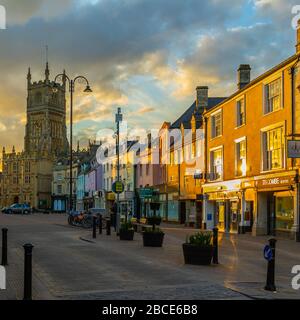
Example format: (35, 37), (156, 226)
(23, 243), (34, 300)
(212, 227), (219, 264)
(106, 219), (111, 236)
(264, 238), (277, 292)
(1, 228), (8, 266)
(99, 215), (102, 235)
(92, 216), (97, 239)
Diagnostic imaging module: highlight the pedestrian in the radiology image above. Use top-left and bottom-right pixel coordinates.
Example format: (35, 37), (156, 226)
(111, 202), (117, 231)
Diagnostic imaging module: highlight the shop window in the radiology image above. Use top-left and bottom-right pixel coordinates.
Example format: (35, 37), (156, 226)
(139, 164), (143, 176)
(235, 139), (246, 176)
(211, 111), (222, 138)
(264, 78), (281, 114)
(236, 98), (246, 127)
(262, 126), (284, 171)
(276, 196), (294, 231)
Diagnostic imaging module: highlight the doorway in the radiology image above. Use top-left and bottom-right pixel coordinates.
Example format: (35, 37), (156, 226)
(179, 201), (186, 224)
(267, 193), (276, 236)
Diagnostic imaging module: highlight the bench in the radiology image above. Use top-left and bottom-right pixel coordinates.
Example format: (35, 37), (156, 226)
(131, 217), (152, 233)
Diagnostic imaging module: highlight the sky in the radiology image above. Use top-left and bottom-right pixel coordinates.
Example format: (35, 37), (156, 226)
(0, 0), (298, 151)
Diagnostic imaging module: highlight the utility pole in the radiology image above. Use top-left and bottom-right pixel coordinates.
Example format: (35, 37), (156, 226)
(115, 108), (123, 232)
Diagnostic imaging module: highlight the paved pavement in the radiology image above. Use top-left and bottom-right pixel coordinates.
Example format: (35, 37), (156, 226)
(0, 213), (299, 300)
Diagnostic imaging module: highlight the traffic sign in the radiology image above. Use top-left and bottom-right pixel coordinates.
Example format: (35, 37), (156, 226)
(112, 181), (124, 194)
(264, 245), (273, 261)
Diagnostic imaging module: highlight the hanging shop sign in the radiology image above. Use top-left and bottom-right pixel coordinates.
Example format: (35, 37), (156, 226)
(287, 140), (300, 158)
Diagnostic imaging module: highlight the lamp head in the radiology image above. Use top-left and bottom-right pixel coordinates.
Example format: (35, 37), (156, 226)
(84, 85), (92, 93)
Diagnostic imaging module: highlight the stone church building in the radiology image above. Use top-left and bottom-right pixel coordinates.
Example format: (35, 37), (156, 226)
(0, 64), (69, 209)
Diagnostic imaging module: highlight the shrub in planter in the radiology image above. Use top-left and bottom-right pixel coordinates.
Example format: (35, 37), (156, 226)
(119, 222), (134, 241)
(147, 215), (162, 226)
(142, 228), (164, 247)
(182, 231), (213, 265)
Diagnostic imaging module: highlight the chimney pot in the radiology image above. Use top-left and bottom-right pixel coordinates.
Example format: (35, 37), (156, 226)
(237, 64), (251, 90)
(196, 86), (208, 111)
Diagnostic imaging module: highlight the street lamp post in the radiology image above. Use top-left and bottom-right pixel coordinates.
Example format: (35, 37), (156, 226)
(53, 73), (92, 212)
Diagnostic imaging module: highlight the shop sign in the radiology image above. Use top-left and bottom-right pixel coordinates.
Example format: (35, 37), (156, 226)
(287, 140), (300, 158)
(125, 191), (134, 199)
(106, 192), (115, 201)
(139, 188), (153, 198)
(208, 192), (226, 200)
(203, 180), (241, 193)
(256, 176), (295, 189)
(241, 181), (255, 189)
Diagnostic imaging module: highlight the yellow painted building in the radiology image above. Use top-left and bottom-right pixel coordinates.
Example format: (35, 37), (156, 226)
(202, 26), (300, 240)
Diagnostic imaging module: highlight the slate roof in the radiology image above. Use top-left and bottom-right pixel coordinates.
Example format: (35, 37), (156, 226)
(170, 97), (226, 129)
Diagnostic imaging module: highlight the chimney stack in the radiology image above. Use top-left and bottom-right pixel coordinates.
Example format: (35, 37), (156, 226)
(237, 64), (251, 90)
(196, 86), (208, 111)
(296, 19), (300, 53)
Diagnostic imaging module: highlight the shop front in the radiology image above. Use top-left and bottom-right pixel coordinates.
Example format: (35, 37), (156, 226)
(93, 190), (106, 209)
(105, 192), (115, 214)
(52, 195), (67, 212)
(119, 191), (135, 219)
(167, 192), (179, 222)
(203, 180), (242, 233)
(252, 172), (297, 238)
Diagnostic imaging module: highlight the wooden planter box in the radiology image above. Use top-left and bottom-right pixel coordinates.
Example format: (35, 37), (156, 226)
(119, 229), (134, 241)
(142, 232), (164, 247)
(182, 243), (214, 265)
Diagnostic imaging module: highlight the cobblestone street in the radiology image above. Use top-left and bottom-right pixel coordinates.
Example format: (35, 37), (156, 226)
(0, 213), (299, 300)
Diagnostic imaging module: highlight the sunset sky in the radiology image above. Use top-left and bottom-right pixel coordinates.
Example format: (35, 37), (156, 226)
(0, 0), (298, 151)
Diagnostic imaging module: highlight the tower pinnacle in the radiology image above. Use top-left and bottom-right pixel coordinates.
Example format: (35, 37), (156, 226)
(27, 67), (31, 86)
(45, 62), (50, 81)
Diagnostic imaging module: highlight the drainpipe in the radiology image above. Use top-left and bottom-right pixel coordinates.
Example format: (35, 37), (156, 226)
(290, 59), (300, 241)
(203, 115), (208, 229)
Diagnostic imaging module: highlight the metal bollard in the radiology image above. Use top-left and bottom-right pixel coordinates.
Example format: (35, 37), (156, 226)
(106, 219), (111, 236)
(1, 228), (8, 266)
(212, 227), (219, 264)
(92, 216), (97, 239)
(99, 215), (102, 234)
(264, 238), (277, 292)
(23, 243), (34, 300)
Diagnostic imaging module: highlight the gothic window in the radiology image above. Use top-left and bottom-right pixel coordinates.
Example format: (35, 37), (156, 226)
(13, 162), (17, 173)
(25, 161), (30, 173)
(52, 92), (58, 105)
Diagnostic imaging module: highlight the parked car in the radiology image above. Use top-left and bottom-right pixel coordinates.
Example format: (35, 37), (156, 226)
(2, 203), (32, 215)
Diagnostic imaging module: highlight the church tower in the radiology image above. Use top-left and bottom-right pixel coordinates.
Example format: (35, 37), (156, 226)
(24, 64), (69, 157)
